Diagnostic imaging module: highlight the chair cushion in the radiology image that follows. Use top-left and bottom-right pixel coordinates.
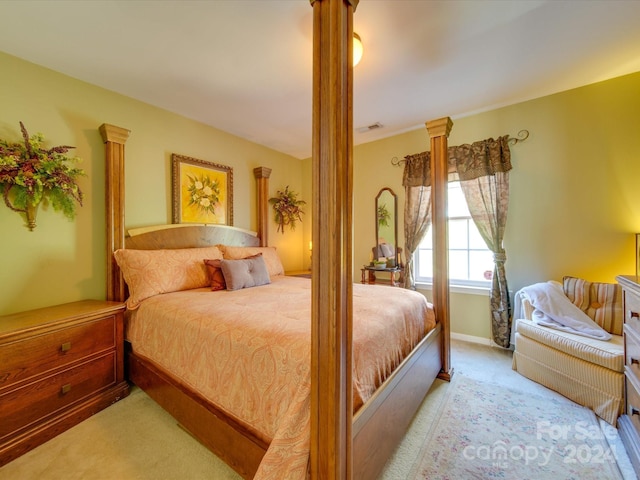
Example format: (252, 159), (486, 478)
(515, 318), (624, 372)
(563, 276), (623, 335)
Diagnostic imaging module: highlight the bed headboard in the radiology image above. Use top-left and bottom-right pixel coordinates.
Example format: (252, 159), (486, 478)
(100, 123), (270, 302)
(125, 224), (260, 250)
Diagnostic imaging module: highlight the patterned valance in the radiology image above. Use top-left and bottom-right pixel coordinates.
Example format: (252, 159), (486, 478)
(402, 136), (511, 187)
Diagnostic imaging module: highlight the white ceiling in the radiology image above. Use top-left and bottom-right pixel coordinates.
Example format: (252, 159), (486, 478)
(0, 0), (639, 159)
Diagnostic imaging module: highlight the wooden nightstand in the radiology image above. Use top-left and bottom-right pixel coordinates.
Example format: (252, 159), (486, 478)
(0, 300), (129, 466)
(286, 270), (312, 279)
(361, 265), (403, 287)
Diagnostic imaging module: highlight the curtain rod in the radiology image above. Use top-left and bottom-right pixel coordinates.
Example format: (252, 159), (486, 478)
(390, 129), (529, 167)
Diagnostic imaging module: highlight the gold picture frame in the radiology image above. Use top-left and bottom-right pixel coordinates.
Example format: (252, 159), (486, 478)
(171, 154), (233, 225)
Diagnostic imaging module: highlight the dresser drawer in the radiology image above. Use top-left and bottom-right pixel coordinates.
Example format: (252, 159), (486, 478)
(626, 324), (640, 381)
(625, 286), (640, 335)
(0, 316), (115, 389)
(625, 371), (640, 429)
(0, 352), (116, 440)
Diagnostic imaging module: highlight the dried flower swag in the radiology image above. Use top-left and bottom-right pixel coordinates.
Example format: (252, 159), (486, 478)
(269, 186), (305, 233)
(0, 122), (84, 230)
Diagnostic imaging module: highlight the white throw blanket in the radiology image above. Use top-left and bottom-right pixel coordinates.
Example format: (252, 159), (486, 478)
(519, 281), (611, 341)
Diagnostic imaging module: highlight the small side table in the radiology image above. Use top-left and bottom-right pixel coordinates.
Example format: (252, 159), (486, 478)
(361, 266), (403, 287)
(286, 270), (312, 279)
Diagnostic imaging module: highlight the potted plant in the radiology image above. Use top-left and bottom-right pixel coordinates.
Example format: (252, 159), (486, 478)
(269, 185), (305, 233)
(0, 122), (84, 230)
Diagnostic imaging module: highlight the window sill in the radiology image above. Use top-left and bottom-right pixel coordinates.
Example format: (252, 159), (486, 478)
(414, 282), (490, 296)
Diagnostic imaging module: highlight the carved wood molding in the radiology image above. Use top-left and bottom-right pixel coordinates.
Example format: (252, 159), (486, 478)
(426, 117), (453, 381)
(310, 0), (355, 478)
(253, 167), (271, 247)
(100, 124), (130, 302)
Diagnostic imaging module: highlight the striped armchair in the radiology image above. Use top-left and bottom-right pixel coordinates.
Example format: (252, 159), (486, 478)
(512, 276), (624, 425)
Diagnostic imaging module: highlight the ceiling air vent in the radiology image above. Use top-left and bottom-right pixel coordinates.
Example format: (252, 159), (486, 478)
(356, 122), (383, 134)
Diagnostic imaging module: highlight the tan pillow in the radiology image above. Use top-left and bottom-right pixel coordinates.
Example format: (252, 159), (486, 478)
(562, 276), (623, 335)
(204, 253), (262, 291)
(220, 256), (271, 291)
(114, 246), (223, 310)
(219, 245), (285, 277)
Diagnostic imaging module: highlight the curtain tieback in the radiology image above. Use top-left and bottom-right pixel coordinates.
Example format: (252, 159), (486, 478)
(493, 252), (507, 264)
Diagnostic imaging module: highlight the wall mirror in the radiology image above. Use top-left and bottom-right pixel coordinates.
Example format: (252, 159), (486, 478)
(374, 187), (398, 267)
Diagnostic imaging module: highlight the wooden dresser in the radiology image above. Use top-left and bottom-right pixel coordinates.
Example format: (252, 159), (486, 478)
(617, 275), (640, 475)
(0, 300), (129, 466)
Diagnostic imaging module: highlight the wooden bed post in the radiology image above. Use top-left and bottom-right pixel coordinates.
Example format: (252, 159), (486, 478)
(427, 117), (454, 381)
(310, 0), (357, 478)
(253, 167), (271, 247)
(99, 123), (130, 302)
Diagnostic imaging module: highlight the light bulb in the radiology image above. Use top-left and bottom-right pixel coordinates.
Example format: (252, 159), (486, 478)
(353, 33), (363, 67)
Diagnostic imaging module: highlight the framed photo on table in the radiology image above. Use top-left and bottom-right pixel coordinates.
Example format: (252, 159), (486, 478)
(171, 154), (233, 225)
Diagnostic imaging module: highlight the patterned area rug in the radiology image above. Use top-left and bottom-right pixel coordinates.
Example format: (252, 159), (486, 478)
(410, 375), (624, 479)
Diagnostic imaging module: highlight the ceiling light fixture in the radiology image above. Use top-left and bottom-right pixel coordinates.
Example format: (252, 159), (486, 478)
(353, 33), (363, 67)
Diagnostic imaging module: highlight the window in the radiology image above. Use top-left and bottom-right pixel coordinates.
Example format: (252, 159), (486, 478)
(414, 181), (493, 288)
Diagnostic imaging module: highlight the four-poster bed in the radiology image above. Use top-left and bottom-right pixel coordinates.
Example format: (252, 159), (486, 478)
(99, 2), (452, 478)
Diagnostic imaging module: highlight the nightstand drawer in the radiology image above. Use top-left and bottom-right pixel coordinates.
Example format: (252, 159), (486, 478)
(0, 352), (116, 440)
(0, 316), (116, 388)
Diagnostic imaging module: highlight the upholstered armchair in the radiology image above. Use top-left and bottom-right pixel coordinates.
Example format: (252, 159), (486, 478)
(512, 276), (624, 425)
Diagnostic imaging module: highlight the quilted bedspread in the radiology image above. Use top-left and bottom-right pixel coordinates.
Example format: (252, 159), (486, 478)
(126, 276), (435, 479)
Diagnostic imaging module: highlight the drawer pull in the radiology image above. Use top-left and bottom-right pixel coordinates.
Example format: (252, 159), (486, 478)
(61, 342), (71, 353)
(632, 358), (640, 365)
(629, 310), (640, 320)
(61, 384), (71, 395)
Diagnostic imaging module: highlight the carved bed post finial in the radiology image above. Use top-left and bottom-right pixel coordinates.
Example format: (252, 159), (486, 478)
(100, 124), (130, 302)
(426, 117), (453, 381)
(253, 167), (271, 247)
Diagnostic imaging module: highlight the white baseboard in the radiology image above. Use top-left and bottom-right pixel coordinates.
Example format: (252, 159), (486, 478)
(451, 332), (491, 345)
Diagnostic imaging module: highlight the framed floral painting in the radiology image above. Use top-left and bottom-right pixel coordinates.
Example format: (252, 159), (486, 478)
(171, 154), (233, 225)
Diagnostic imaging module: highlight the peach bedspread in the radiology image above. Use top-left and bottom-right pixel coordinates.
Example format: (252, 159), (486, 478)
(126, 276), (435, 479)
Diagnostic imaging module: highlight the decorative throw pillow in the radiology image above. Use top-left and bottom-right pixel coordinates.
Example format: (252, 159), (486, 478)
(218, 245), (285, 277)
(204, 253), (262, 291)
(114, 246), (223, 310)
(204, 258), (226, 291)
(220, 255), (271, 291)
(562, 276), (623, 335)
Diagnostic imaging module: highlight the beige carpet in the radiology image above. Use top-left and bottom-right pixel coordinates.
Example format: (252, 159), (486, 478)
(411, 374), (622, 479)
(0, 386), (241, 480)
(0, 340), (636, 479)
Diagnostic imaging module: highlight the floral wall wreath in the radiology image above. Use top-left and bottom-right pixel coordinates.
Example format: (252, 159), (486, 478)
(269, 186), (305, 233)
(0, 122), (84, 231)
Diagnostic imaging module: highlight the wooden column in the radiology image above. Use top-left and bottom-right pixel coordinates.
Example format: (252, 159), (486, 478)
(253, 167), (271, 247)
(426, 117), (454, 381)
(310, 0), (358, 479)
(99, 124), (130, 302)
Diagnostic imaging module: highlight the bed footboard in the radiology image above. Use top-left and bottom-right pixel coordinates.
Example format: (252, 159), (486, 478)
(353, 322), (442, 479)
(126, 346), (267, 479)
(125, 321), (441, 480)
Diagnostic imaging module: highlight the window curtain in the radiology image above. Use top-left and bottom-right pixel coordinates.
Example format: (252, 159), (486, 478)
(450, 136), (512, 348)
(402, 152), (432, 289)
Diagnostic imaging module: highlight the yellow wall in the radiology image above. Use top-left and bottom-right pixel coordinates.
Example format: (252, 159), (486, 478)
(349, 71), (640, 341)
(0, 51), (304, 315)
(2, 47), (639, 344)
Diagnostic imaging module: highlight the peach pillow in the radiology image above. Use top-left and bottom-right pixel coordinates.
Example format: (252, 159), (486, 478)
(114, 246), (223, 310)
(218, 245), (285, 277)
